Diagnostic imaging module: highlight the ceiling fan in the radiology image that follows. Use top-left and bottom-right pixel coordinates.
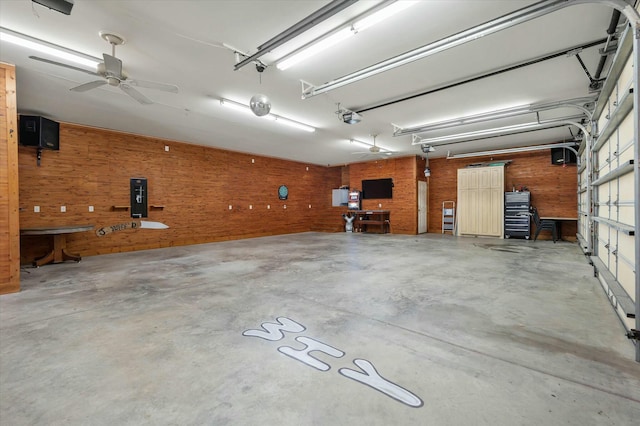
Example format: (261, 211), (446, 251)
(351, 134), (394, 158)
(30, 32), (179, 104)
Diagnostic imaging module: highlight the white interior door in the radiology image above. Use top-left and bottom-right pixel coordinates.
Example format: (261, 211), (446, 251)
(418, 181), (427, 233)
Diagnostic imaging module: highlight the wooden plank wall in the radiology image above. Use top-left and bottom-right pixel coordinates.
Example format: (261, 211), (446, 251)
(18, 122), (342, 264)
(0, 63), (20, 294)
(428, 150), (578, 239)
(347, 156), (420, 234)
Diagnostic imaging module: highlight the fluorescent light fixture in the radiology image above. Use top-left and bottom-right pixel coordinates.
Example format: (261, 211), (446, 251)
(410, 115), (585, 146)
(0, 27), (100, 68)
(354, 1), (417, 31)
(277, 1), (417, 71)
(234, 0), (357, 70)
(219, 98), (254, 115)
(277, 28), (352, 70)
(219, 98), (315, 132)
(301, 1), (576, 98)
(394, 96), (595, 137)
(446, 142), (579, 159)
(349, 139), (372, 148)
(349, 138), (392, 152)
(274, 116), (314, 131)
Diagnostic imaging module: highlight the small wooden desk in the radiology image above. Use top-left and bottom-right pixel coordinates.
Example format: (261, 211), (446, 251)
(353, 210), (390, 234)
(21, 225), (94, 267)
(540, 217), (577, 241)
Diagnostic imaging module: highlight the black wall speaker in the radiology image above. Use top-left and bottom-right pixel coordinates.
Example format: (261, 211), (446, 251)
(551, 147), (576, 165)
(32, 0), (74, 15)
(19, 115), (60, 150)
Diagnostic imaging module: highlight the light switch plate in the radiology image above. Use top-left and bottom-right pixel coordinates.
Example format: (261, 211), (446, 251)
(34, 205), (40, 213)
(60, 206), (66, 212)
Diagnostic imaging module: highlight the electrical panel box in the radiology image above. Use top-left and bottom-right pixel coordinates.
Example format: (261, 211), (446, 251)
(332, 188), (349, 206)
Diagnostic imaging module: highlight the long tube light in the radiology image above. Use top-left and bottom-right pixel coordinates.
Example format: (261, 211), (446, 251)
(303, 0), (640, 99)
(0, 26), (100, 68)
(277, 1), (417, 71)
(349, 138), (392, 152)
(395, 96), (594, 137)
(446, 142), (579, 159)
(410, 115), (585, 146)
(234, 0), (358, 70)
(219, 98), (315, 132)
(301, 0), (573, 98)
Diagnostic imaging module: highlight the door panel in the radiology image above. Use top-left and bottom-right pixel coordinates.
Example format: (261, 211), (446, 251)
(418, 181), (427, 234)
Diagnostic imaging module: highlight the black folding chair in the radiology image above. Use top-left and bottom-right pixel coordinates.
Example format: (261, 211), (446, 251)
(531, 206), (558, 243)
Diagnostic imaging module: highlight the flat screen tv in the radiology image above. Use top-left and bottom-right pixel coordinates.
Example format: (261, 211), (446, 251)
(362, 178), (393, 199)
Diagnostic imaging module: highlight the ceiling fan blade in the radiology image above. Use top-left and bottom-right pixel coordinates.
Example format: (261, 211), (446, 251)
(120, 83), (153, 105)
(103, 53), (123, 77)
(29, 56), (99, 76)
(70, 80), (108, 92)
(128, 79), (179, 93)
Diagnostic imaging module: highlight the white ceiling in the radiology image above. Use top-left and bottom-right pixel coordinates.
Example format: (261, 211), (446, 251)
(0, 0), (622, 165)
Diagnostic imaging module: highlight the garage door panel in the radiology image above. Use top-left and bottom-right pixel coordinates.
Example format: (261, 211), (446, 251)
(618, 56), (634, 95)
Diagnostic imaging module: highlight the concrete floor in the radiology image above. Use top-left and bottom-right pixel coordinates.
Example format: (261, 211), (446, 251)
(1, 232), (639, 425)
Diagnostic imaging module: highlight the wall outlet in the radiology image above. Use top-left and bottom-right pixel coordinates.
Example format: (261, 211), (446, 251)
(60, 206), (66, 212)
(228, 205), (232, 210)
(249, 205), (253, 210)
(267, 205), (271, 209)
(34, 205), (40, 213)
(378, 203), (382, 208)
(165, 145), (170, 152)
(88, 205), (94, 212)
(308, 204), (312, 209)
(283, 205), (287, 209)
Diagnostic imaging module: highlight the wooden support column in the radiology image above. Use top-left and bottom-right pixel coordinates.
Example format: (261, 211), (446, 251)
(0, 62), (20, 294)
